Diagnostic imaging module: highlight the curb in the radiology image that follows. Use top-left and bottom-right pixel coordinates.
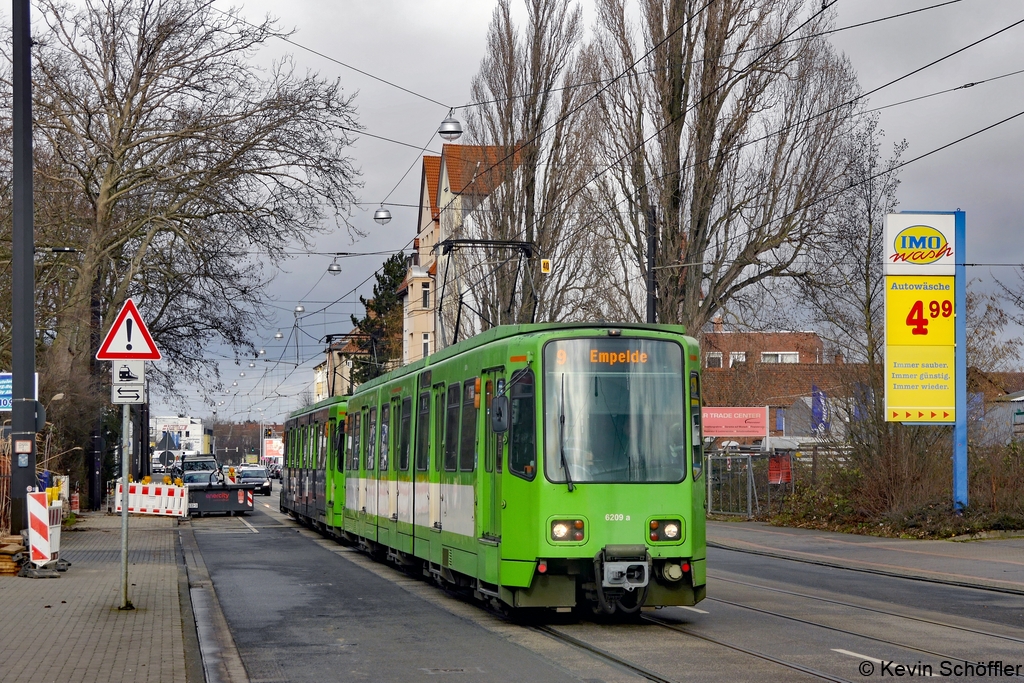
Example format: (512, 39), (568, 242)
(707, 538), (1024, 596)
(177, 527), (207, 683)
(180, 522), (250, 683)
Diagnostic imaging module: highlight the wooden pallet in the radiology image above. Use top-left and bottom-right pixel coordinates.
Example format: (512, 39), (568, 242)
(0, 544), (26, 555)
(0, 556), (19, 576)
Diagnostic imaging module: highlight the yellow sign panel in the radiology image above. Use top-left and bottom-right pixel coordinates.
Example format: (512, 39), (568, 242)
(885, 276), (955, 346)
(885, 346), (955, 421)
(885, 275), (956, 422)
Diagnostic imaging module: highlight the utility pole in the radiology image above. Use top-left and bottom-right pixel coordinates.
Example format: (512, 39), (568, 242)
(646, 205), (657, 324)
(10, 0), (38, 534)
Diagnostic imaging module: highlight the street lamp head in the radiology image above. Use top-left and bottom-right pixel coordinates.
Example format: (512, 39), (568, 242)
(239, 372), (245, 377)
(259, 348), (266, 355)
(274, 330), (284, 340)
(328, 259), (342, 275)
(438, 114), (463, 141)
(294, 304), (305, 317)
(373, 207), (392, 225)
(248, 362), (255, 368)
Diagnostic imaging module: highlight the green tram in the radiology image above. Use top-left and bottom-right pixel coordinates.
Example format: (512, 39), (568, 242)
(281, 323), (706, 614)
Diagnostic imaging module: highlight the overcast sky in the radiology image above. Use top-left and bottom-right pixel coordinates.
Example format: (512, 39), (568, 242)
(152, 0), (1024, 422)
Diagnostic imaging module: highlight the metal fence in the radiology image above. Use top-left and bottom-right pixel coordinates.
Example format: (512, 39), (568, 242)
(1, 449), (10, 537)
(706, 449), (800, 518)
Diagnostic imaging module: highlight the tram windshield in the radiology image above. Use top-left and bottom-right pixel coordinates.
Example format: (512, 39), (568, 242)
(543, 338), (686, 484)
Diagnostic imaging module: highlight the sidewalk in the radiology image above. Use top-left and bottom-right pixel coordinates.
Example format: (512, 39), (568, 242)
(0, 512), (193, 683)
(708, 520), (1024, 594)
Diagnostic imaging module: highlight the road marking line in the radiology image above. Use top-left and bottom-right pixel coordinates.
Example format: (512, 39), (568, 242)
(262, 504), (271, 509)
(678, 606), (709, 614)
(833, 649), (882, 663)
(240, 518), (259, 534)
(832, 649), (937, 677)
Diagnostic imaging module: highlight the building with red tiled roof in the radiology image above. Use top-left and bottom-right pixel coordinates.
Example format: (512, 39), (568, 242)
(399, 144), (521, 364)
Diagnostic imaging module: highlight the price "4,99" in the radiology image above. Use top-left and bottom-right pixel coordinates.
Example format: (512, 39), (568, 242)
(906, 299), (952, 335)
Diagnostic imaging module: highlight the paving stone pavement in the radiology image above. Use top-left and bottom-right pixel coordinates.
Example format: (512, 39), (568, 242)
(0, 512), (188, 683)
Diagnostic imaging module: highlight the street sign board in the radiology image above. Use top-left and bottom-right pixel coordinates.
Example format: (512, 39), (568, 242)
(884, 213), (955, 275)
(884, 214), (959, 424)
(112, 384), (146, 404)
(0, 372), (38, 411)
(702, 407), (768, 438)
(96, 298), (161, 360)
(112, 360), (145, 385)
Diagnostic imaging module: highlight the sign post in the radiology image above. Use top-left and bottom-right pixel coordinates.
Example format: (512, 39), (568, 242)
(96, 298), (161, 609)
(884, 212), (967, 510)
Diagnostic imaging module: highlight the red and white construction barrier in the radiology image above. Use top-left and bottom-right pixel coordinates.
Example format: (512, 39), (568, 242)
(115, 483), (187, 517)
(247, 490), (253, 508)
(27, 492), (51, 567)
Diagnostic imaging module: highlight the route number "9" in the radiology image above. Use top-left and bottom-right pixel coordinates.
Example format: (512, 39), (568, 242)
(906, 299), (952, 335)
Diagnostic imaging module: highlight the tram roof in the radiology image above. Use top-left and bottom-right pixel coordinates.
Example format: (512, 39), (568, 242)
(355, 322), (690, 395)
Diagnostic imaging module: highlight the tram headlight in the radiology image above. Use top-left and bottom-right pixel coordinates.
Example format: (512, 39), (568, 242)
(550, 519), (585, 542)
(648, 519), (683, 542)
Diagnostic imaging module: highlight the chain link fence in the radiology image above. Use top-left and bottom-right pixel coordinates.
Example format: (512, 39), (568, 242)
(706, 446), (843, 518)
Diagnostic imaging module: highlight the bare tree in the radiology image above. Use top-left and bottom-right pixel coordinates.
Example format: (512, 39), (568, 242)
(449, 0), (602, 336)
(591, 0), (860, 333)
(0, 0), (361, 397)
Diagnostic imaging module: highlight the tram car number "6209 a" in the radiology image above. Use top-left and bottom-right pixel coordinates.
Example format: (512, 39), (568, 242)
(605, 513), (630, 521)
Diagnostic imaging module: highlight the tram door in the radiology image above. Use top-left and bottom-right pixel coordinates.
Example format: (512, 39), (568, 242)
(362, 406), (378, 542)
(480, 371), (502, 542)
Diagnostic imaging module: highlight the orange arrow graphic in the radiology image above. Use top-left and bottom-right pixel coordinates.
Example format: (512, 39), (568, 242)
(931, 411), (937, 418)
(905, 412), (912, 418)
(918, 411), (924, 418)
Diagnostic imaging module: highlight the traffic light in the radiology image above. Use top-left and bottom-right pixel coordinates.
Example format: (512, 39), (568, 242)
(264, 428), (272, 437)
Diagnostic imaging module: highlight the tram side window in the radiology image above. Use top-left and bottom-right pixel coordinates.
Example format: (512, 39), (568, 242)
(328, 419), (336, 472)
(508, 369), (536, 480)
(301, 427), (309, 469)
(348, 412), (361, 471)
(379, 404), (391, 472)
(399, 399), (411, 471)
(335, 419), (345, 472)
(319, 423), (327, 470)
(484, 381), (494, 473)
(415, 393), (430, 471)
(444, 383), (461, 471)
(460, 380), (477, 471)
(366, 408), (377, 471)
(690, 371), (704, 480)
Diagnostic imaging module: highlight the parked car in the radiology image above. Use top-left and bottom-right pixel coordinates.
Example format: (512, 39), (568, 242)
(181, 470), (220, 488)
(176, 454), (218, 477)
(237, 467), (272, 496)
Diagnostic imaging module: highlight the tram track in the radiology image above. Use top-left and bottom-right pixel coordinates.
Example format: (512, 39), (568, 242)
(710, 573), (1024, 645)
(709, 542), (1024, 596)
(534, 619), (854, 683)
(703, 594), (976, 665)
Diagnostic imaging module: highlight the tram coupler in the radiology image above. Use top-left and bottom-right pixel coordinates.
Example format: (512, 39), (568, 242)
(596, 544), (650, 592)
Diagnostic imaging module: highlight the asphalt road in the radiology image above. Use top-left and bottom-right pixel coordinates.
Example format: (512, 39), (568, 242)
(191, 507), (1024, 683)
(191, 504), (585, 683)
(709, 545), (1024, 630)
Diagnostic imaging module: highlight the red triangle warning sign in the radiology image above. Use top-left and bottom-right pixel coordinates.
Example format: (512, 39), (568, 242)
(96, 298), (161, 360)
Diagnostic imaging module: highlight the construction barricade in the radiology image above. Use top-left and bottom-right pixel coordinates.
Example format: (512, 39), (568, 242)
(115, 482), (187, 517)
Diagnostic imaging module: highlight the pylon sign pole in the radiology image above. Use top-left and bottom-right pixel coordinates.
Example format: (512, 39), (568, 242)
(883, 211), (967, 511)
